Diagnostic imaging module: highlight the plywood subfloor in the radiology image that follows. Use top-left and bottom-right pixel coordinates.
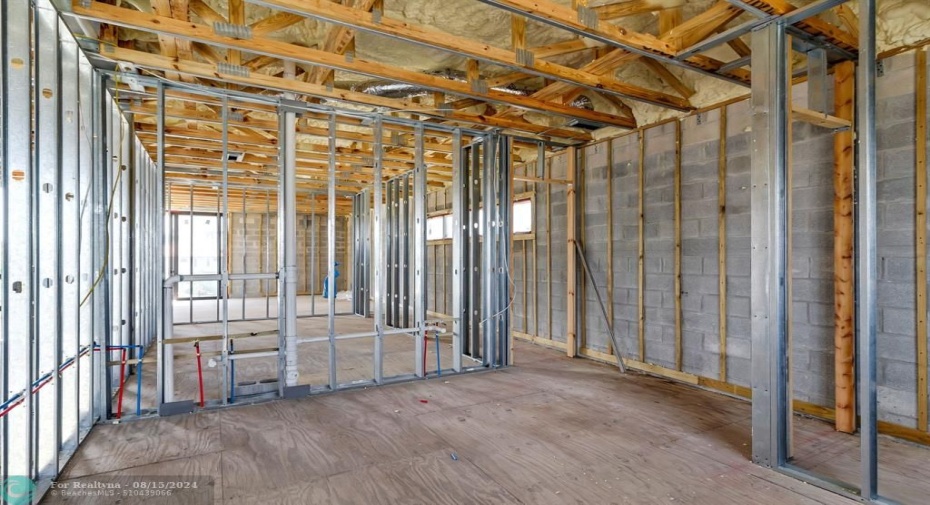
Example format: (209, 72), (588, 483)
(53, 342), (927, 504)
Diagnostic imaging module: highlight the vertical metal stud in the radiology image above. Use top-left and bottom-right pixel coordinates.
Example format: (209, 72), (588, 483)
(414, 125), (426, 377)
(856, 0), (878, 497)
(749, 21), (789, 469)
(35, 0), (62, 476)
(401, 174), (410, 328)
(451, 130), (464, 372)
(373, 117), (385, 383)
(327, 113), (337, 390)
(469, 144), (482, 358)
(482, 135), (497, 367)
(2, 0), (35, 478)
(220, 96), (231, 403)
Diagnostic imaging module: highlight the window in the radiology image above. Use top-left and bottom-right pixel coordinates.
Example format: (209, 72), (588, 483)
(427, 198), (532, 241)
(513, 199), (533, 234)
(427, 214), (448, 241)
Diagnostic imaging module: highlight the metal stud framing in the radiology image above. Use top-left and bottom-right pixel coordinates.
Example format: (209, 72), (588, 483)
(6, 7), (524, 496)
(747, 1), (889, 502)
(1, 0), (158, 492)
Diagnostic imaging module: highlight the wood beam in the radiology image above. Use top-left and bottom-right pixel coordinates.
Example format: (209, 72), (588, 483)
(566, 146), (577, 358)
(308, 0), (378, 85)
(190, 0), (226, 26)
(791, 106), (851, 129)
(74, 2), (635, 127)
(718, 106), (728, 381)
(917, 49), (928, 433)
(517, 3), (745, 110)
(664, 2), (739, 51)
(638, 130), (645, 361)
(92, 46), (594, 140)
(250, 11), (305, 37)
(192, 42), (223, 64)
(511, 14), (526, 51)
(235, 0), (691, 110)
(227, 0), (244, 65)
(737, 0), (857, 52)
(476, 0), (746, 81)
(593, 0), (685, 20)
(833, 60), (855, 434)
(834, 4), (859, 40)
(658, 7), (682, 37)
(641, 59), (695, 99)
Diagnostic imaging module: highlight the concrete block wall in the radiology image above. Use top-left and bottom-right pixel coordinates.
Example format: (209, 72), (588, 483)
(875, 52), (923, 428)
(788, 80), (839, 411)
(580, 143), (611, 352)
(229, 211), (349, 297)
(515, 50), (928, 430)
(612, 132), (642, 358)
(534, 160), (553, 339)
(724, 99), (753, 388)
(679, 108), (725, 380)
(549, 154), (570, 344)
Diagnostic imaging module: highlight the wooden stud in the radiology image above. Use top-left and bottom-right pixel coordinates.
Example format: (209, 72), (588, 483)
(674, 120), (683, 371)
(718, 106), (728, 382)
(606, 139), (615, 355)
(791, 106), (852, 129)
(579, 148), (587, 351)
(916, 49), (928, 432)
(511, 14), (526, 51)
(547, 157), (554, 341)
(567, 147), (578, 358)
(523, 230), (529, 333)
(833, 59), (856, 434)
(638, 131), (646, 362)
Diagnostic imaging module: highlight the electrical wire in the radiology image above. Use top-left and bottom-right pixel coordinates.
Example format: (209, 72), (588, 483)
(79, 73), (125, 307)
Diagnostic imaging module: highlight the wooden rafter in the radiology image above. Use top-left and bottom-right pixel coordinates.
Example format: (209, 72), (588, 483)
(189, 0), (225, 26)
(593, 0), (685, 20)
(250, 11), (305, 37)
(736, 0), (857, 51)
(546, 2), (743, 106)
(74, 1), (632, 129)
(834, 4), (859, 40)
(227, 0), (244, 65)
(229, 0), (691, 110)
(640, 59), (694, 99)
(307, 0), (379, 85)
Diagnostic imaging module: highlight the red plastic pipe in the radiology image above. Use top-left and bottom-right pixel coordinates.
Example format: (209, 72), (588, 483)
(422, 335), (428, 375)
(194, 342), (205, 408)
(116, 348), (127, 419)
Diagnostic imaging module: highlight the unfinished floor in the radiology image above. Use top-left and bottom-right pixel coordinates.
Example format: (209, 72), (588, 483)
(52, 341), (930, 504)
(118, 297), (458, 414)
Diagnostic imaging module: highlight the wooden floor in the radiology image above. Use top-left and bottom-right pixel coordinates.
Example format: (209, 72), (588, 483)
(51, 341), (928, 504)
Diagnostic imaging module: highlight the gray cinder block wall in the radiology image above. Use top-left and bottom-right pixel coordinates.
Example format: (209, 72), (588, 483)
(414, 52), (927, 430)
(875, 53), (922, 427)
(518, 50), (927, 429)
(229, 211), (349, 297)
